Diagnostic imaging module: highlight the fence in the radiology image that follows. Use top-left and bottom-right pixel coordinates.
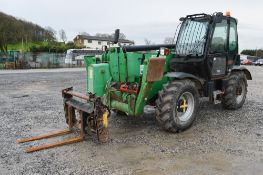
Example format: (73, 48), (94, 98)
(0, 51), (85, 69)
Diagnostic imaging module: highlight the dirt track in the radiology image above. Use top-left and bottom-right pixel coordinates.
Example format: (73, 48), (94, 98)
(0, 66), (262, 175)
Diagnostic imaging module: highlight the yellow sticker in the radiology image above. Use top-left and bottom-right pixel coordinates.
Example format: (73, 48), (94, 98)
(102, 112), (108, 128)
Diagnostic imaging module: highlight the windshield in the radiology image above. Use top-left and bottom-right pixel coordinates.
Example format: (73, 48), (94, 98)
(175, 18), (209, 56)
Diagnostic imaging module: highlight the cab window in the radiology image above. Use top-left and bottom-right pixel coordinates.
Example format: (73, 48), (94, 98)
(210, 19), (228, 53)
(229, 20), (238, 52)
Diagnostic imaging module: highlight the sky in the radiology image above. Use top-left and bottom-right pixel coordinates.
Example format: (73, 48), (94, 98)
(1, 0), (262, 51)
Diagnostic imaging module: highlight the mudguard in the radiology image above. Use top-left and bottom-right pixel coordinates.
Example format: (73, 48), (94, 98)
(232, 66), (252, 80)
(165, 72), (205, 85)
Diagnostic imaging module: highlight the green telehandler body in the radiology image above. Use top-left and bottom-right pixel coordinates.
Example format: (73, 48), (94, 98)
(18, 12), (252, 152)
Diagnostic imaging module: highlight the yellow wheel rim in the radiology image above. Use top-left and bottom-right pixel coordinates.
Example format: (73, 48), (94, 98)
(180, 98), (188, 112)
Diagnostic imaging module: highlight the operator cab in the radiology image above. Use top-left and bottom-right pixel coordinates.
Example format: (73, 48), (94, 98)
(170, 12), (239, 81)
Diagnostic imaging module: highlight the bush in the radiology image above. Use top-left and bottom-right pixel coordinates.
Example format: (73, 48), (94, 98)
(29, 42), (84, 53)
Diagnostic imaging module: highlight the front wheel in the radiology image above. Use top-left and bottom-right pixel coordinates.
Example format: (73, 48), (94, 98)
(156, 80), (199, 132)
(222, 72), (247, 109)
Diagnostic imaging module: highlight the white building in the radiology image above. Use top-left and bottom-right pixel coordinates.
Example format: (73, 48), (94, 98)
(73, 35), (134, 49)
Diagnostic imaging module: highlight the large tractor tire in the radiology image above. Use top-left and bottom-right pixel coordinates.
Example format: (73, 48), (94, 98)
(222, 72), (247, 109)
(156, 80), (199, 132)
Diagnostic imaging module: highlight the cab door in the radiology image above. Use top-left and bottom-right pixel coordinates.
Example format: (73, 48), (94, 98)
(208, 18), (229, 79)
(228, 19), (239, 68)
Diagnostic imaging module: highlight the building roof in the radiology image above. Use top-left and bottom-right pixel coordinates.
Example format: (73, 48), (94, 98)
(75, 35), (134, 44)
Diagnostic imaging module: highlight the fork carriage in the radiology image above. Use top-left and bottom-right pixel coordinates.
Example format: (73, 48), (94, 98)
(17, 87), (109, 153)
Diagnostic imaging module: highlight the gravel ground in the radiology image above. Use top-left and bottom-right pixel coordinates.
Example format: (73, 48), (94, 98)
(0, 67), (262, 175)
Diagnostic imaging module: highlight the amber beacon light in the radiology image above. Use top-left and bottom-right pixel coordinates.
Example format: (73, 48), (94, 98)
(226, 11), (231, 16)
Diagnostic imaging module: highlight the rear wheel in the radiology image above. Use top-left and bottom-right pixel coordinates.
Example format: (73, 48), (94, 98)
(222, 72), (247, 109)
(156, 80), (199, 132)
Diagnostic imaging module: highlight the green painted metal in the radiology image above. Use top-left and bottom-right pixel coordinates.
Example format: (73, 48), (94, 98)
(108, 50), (120, 82)
(126, 52), (142, 82)
(84, 55), (96, 67)
(84, 47), (171, 116)
(87, 63), (111, 97)
(119, 50), (127, 82)
(133, 58), (154, 116)
(148, 77), (168, 100)
(111, 100), (129, 113)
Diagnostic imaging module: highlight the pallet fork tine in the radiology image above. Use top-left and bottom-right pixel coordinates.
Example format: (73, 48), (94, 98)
(18, 111), (84, 153)
(18, 108), (85, 153)
(17, 129), (71, 143)
(25, 137), (84, 153)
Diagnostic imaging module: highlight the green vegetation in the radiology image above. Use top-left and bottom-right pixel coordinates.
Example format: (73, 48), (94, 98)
(7, 42), (38, 51)
(29, 42), (83, 53)
(0, 11), (83, 53)
(0, 11), (56, 52)
(6, 41), (83, 53)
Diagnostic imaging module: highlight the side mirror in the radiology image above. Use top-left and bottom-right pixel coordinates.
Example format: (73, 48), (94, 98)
(179, 17), (185, 21)
(113, 29), (120, 44)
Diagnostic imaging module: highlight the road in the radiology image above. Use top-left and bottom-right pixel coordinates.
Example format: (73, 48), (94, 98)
(0, 67), (262, 175)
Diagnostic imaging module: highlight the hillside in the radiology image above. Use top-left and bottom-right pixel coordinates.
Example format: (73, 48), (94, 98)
(0, 11), (55, 52)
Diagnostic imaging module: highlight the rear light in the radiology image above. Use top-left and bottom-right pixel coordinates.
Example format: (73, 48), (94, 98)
(227, 60), (233, 65)
(160, 47), (169, 56)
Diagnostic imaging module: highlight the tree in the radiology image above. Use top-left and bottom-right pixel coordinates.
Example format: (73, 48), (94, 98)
(0, 11), (58, 51)
(79, 32), (90, 36)
(96, 33), (111, 38)
(240, 49), (263, 57)
(256, 49), (263, 57)
(144, 38), (154, 45)
(110, 32), (126, 40)
(59, 29), (67, 42)
(119, 33), (126, 39)
(0, 31), (9, 52)
(163, 37), (174, 44)
(241, 50), (256, 56)
(0, 13), (18, 51)
(45, 26), (57, 41)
